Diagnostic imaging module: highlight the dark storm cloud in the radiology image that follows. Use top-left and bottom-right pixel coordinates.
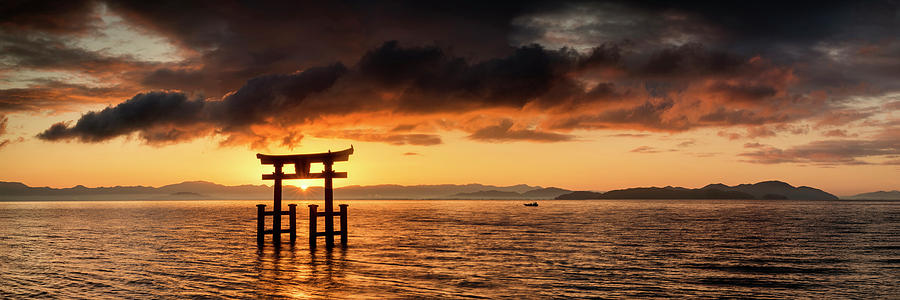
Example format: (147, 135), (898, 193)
(2, 0), (546, 110)
(358, 41), (602, 112)
(0, 0), (98, 33)
(516, 1), (900, 96)
(37, 91), (204, 142)
(35, 41), (629, 145)
(604, 0), (898, 55)
(704, 1), (900, 95)
(636, 43), (745, 78)
(7, 0), (898, 149)
(708, 82), (777, 102)
(210, 64), (348, 128)
(37, 63), (347, 144)
(102, 0), (544, 97)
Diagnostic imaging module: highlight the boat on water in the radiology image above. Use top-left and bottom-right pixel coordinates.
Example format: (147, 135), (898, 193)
(524, 202), (538, 207)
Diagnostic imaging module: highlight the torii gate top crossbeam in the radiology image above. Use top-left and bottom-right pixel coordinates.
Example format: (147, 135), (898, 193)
(256, 146), (353, 165)
(256, 146), (353, 180)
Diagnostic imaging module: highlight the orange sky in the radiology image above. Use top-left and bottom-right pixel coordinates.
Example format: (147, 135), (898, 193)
(1, 110), (896, 196)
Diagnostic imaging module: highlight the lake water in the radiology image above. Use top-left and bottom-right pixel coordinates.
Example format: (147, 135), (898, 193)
(1, 200), (899, 298)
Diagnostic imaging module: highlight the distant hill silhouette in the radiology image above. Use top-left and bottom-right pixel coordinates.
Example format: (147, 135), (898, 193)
(700, 181), (837, 200)
(450, 190), (522, 198)
(157, 181), (271, 195)
(0, 180), (841, 201)
(556, 181), (838, 200)
(556, 187), (754, 200)
(521, 187), (571, 198)
(449, 187), (572, 199)
(843, 190), (900, 200)
(169, 191), (207, 198)
(319, 183), (542, 199)
(0, 180), (272, 200)
(0, 181), (565, 201)
(556, 191), (604, 200)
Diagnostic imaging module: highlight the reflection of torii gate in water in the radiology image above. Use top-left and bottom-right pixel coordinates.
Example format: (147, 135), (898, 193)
(256, 146), (353, 248)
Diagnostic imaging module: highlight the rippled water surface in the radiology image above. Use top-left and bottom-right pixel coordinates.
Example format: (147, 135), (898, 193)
(2, 200), (899, 298)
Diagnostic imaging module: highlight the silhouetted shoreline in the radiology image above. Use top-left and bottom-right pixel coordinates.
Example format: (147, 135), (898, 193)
(1, 180), (888, 201)
(557, 181), (839, 200)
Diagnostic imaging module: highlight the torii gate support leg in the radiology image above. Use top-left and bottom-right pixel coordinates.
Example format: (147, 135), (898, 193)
(273, 163), (283, 245)
(308, 204), (318, 249)
(324, 160), (334, 248)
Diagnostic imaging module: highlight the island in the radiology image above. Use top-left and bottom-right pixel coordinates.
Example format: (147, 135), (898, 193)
(556, 181), (839, 200)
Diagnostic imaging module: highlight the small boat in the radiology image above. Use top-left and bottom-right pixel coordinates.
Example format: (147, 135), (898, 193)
(524, 202), (538, 207)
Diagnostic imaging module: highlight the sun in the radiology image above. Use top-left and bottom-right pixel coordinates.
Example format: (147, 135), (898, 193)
(300, 184), (309, 191)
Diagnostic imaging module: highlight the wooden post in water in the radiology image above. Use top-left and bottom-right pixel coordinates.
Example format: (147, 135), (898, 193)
(339, 204), (348, 245)
(257, 204), (266, 246)
(288, 204), (297, 243)
(256, 146), (353, 248)
(272, 163), (283, 245)
(308, 204), (318, 249)
(324, 159), (335, 248)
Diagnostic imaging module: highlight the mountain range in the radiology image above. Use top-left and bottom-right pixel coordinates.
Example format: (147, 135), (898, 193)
(0, 180), (894, 201)
(841, 190), (900, 200)
(555, 181), (839, 200)
(0, 181), (570, 201)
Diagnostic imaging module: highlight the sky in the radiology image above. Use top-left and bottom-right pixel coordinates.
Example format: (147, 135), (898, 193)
(0, 0), (898, 196)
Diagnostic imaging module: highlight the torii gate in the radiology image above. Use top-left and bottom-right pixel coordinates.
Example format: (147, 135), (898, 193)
(256, 146), (353, 248)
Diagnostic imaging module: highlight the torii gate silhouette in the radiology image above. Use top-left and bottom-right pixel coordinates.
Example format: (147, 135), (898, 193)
(256, 146), (353, 248)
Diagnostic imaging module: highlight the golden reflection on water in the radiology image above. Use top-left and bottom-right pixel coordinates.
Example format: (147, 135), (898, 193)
(1, 200), (899, 298)
(254, 242), (351, 298)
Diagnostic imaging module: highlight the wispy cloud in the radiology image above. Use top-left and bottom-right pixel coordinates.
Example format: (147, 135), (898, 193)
(739, 129), (900, 166)
(630, 146), (676, 154)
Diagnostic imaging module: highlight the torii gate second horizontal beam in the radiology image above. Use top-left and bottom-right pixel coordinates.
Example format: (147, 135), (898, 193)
(262, 172), (348, 180)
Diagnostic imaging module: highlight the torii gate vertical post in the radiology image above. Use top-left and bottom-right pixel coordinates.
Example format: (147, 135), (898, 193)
(256, 146), (353, 248)
(323, 159), (335, 247)
(273, 162), (283, 244)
